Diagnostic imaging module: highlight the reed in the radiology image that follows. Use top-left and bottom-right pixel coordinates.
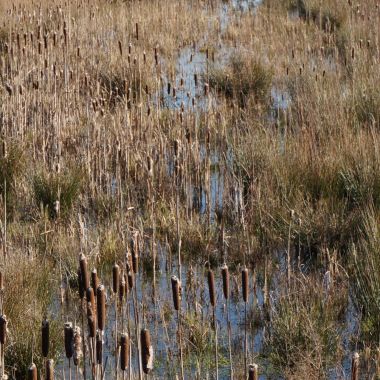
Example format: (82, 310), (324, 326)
(242, 266), (249, 378)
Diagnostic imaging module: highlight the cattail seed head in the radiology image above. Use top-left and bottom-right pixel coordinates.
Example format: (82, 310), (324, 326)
(208, 269), (216, 307)
(248, 364), (258, 380)
(0, 272), (4, 291)
(127, 270), (134, 289)
(42, 318), (49, 357)
(96, 332), (103, 364)
(221, 263), (229, 300)
(120, 333), (129, 371)
(119, 274), (126, 302)
(91, 269), (98, 291)
(351, 352), (359, 380)
(73, 326), (83, 366)
(46, 359), (54, 380)
(113, 263), (120, 294)
(131, 236), (139, 274)
(242, 267), (249, 303)
(28, 363), (37, 380)
(97, 285), (106, 331)
(141, 329), (154, 374)
(64, 322), (74, 359)
(77, 268), (84, 299)
(79, 254), (89, 290)
(87, 305), (96, 338)
(0, 314), (7, 345)
(171, 275), (181, 311)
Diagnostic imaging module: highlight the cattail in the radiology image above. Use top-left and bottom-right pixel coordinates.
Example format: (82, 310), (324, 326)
(87, 305), (96, 338)
(141, 329), (154, 374)
(0, 272), (3, 291)
(351, 352), (359, 380)
(131, 236), (139, 274)
(171, 276), (181, 311)
(119, 274), (126, 302)
(79, 254), (90, 290)
(135, 22), (139, 40)
(208, 269), (216, 307)
(118, 40), (122, 56)
(248, 364), (258, 380)
(194, 72), (198, 87)
(0, 314), (7, 345)
(154, 47), (158, 66)
(167, 82), (171, 95)
(91, 269), (98, 291)
(64, 322), (74, 359)
(28, 363), (37, 380)
(242, 267), (249, 303)
(73, 326), (83, 366)
(204, 83), (209, 96)
(120, 333), (129, 371)
(97, 285), (106, 331)
(46, 359), (54, 380)
(77, 268), (84, 299)
(113, 264), (120, 294)
(221, 263), (229, 300)
(127, 270), (134, 289)
(96, 332), (102, 364)
(42, 319), (49, 357)
(86, 287), (95, 311)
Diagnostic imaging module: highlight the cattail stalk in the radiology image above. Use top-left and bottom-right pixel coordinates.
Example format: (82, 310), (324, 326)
(171, 276), (184, 380)
(221, 264), (233, 378)
(242, 267), (249, 379)
(207, 270), (218, 380)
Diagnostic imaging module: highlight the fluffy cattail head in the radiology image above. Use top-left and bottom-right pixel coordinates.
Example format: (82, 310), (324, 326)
(221, 263), (229, 300)
(87, 304), (96, 338)
(97, 285), (106, 331)
(28, 363), (37, 380)
(248, 364), (258, 380)
(73, 326), (83, 366)
(45, 359), (54, 380)
(119, 274), (126, 302)
(42, 318), (49, 357)
(171, 276), (181, 311)
(207, 269), (216, 307)
(120, 333), (129, 371)
(242, 267), (249, 303)
(64, 322), (74, 359)
(0, 314), (7, 345)
(113, 263), (120, 294)
(141, 329), (154, 374)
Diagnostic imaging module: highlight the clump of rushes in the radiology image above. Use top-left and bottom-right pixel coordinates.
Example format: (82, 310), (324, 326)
(33, 166), (84, 219)
(141, 328), (154, 374)
(209, 53), (272, 107)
